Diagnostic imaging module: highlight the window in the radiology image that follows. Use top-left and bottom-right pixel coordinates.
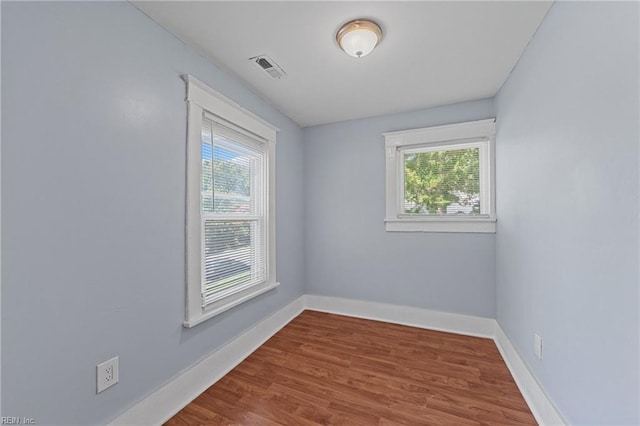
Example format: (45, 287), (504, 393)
(184, 75), (278, 327)
(384, 119), (496, 233)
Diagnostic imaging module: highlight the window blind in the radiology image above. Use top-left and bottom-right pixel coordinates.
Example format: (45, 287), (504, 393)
(200, 116), (267, 307)
(402, 144), (483, 216)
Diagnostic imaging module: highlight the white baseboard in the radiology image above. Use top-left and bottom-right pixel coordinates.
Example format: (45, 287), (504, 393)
(304, 294), (496, 338)
(110, 294), (565, 426)
(494, 324), (566, 426)
(109, 295), (306, 426)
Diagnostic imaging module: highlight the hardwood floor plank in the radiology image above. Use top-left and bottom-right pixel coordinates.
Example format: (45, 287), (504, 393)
(166, 311), (536, 425)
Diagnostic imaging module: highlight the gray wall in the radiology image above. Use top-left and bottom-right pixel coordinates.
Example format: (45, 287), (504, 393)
(495, 2), (639, 424)
(1, 2), (304, 424)
(303, 99), (496, 318)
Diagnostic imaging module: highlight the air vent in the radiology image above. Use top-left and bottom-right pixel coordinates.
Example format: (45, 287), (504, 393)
(250, 55), (287, 80)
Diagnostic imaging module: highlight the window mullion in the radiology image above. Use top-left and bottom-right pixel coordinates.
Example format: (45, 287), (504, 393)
(479, 143), (489, 216)
(397, 148), (405, 215)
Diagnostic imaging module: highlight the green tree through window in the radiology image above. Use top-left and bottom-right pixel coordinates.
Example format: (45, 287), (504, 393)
(403, 147), (480, 215)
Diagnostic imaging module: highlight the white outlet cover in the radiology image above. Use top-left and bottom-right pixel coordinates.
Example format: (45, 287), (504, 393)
(534, 334), (543, 359)
(97, 356), (119, 393)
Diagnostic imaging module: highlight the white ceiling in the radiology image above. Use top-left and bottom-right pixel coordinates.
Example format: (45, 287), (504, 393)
(133, 1), (553, 127)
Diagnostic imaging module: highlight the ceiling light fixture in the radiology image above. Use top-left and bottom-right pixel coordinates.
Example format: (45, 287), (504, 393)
(336, 19), (383, 58)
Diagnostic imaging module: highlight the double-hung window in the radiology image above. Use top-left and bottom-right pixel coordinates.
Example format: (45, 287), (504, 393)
(384, 119), (496, 233)
(184, 75), (278, 327)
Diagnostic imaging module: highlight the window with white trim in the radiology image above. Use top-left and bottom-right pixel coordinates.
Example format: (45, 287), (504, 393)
(384, 119), (496, 233)
(184, 75), (278, 327)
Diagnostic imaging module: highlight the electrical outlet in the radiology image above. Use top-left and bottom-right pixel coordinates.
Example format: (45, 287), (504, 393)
(97, 356), (119, 393)
(534, 334), (543, 360)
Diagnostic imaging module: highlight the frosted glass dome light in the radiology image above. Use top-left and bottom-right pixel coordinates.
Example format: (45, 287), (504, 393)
(336, 20), (383, 58)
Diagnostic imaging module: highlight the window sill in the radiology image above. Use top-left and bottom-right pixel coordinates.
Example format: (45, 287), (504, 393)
(384, 218), (496, 233)
(183, 281), (280, 328)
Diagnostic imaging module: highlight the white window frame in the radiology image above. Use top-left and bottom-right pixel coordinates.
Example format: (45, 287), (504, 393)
(183, 75), (278, 328)
(384, 119), (496, 233)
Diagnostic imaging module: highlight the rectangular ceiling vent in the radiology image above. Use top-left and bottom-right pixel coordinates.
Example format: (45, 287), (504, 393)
(250, 55), (287, 80)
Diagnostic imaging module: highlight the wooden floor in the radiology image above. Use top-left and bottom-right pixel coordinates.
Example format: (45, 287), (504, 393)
(166, 311), (536, 425)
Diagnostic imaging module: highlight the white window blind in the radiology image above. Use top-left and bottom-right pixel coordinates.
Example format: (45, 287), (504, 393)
(200, 116), (267, 307)
(401, 141), (487, 216)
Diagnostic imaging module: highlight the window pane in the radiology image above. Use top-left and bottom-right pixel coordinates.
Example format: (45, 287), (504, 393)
(201, 127), (214, 213)
(212, 139), (258, 215)
(203, 220), (266, 298)
(200, 118), (267, 307)
(403, 147), (480, 215)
